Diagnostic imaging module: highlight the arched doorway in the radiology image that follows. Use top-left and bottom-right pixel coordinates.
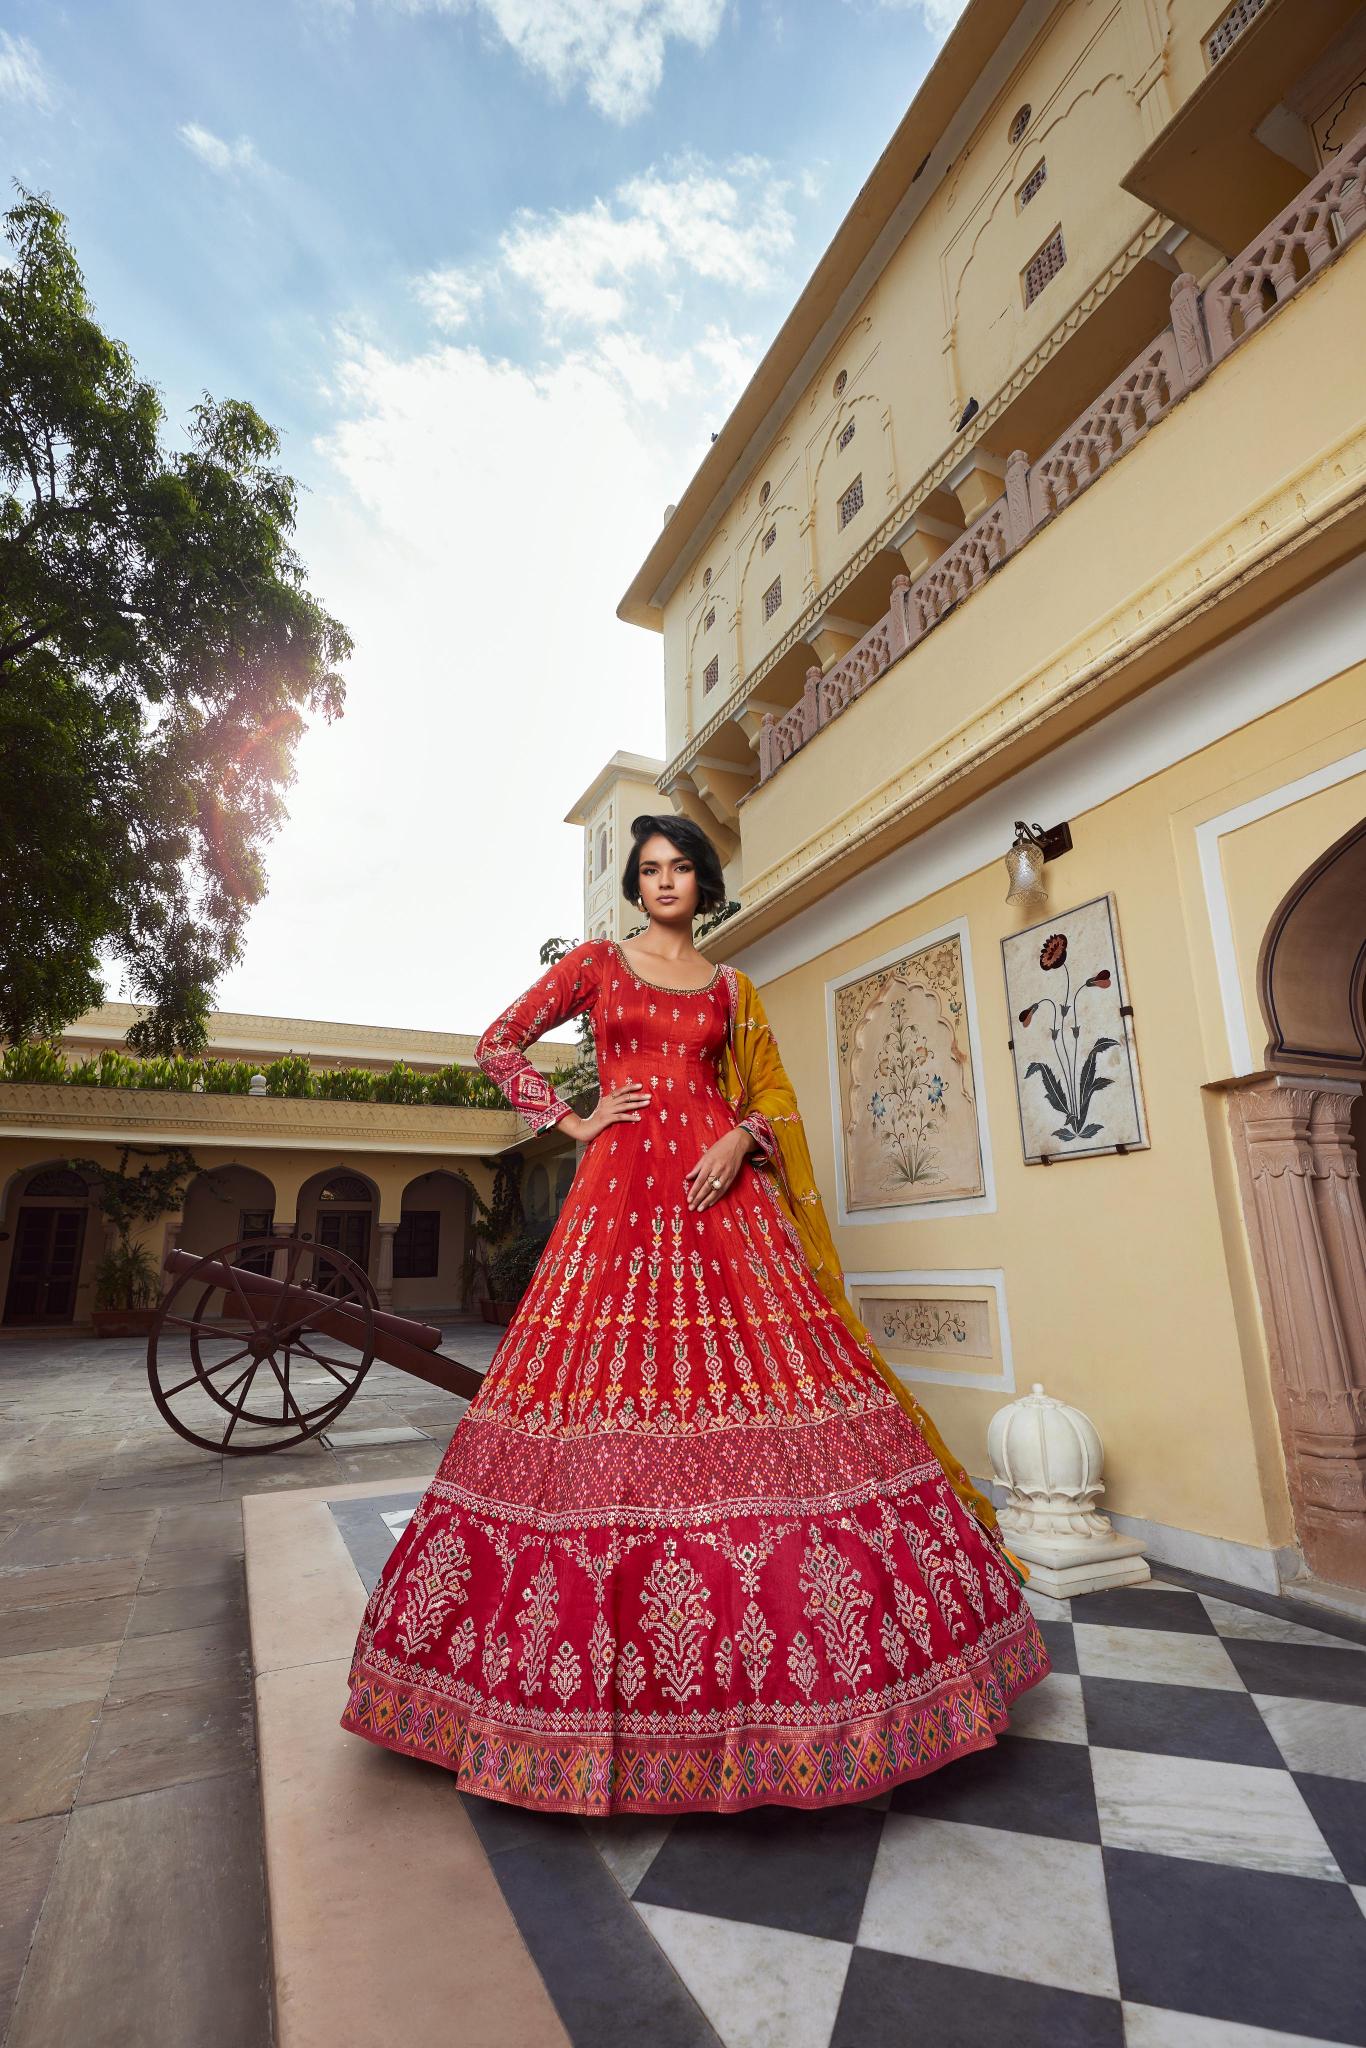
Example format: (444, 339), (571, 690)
(1230, 815), (1366, 1588)
(297, 1169), (378, 1279)
(2, 1164), (98, 1326)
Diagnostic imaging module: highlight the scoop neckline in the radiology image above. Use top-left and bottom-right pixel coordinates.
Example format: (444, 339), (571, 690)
(609, 937), (723, 995)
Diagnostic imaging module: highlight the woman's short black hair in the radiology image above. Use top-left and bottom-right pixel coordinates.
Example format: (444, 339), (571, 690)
(623, 813), (727, 916)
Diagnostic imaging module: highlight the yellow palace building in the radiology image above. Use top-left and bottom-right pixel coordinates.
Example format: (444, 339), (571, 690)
(603, 0), (1366, 1600)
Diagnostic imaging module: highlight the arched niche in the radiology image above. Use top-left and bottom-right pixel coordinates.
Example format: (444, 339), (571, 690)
(1257, 815), (1366, 1081)
(394, 1169), (473, 1314)
(181, 1165), (277, 1261)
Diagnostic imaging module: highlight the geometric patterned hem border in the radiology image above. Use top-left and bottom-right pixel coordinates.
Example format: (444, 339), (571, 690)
(337, 1617), (1052, 1818)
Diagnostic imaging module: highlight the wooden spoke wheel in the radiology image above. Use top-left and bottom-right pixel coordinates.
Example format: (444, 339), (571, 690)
(148, 1234), (378, 1454)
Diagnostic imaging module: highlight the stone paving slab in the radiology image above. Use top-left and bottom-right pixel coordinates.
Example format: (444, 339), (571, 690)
(4, 1771), (271, 2048)
(244, 1470), (570, 2048)
(0, 1322), (488, 2045)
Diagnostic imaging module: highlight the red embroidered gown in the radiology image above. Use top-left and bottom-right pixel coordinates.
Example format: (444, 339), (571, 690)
(339, 936), (1051, 1814)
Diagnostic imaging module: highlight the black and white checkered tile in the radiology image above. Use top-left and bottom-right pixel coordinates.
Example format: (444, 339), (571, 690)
(333, 1495), (1366, 2047)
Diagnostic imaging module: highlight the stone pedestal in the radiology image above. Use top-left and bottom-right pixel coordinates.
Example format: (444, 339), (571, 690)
(988, 1383), (1150, 1597)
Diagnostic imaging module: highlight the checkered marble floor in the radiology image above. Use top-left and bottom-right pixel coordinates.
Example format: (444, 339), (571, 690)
(334, 1497), (1366, 2047)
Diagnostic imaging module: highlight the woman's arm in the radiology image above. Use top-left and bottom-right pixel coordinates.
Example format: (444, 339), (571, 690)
(474, 940), (600, 1134)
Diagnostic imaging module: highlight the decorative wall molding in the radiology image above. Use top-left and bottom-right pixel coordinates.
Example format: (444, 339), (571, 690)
(845, 1265), (1015, 1392)
(1196, 747), (1366, 1076)
(0, 1084), (527, 1157)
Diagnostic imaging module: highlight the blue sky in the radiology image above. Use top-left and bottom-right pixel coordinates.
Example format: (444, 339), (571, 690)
(3, 0), (961, 1036)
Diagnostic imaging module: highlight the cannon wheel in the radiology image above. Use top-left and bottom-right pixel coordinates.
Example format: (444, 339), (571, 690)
(148, 1234), (377, 1454)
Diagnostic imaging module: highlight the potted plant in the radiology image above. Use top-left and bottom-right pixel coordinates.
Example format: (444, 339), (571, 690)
(91, 1241), (162, 1334)
(484, 1224), (553, 1324)
(71, 1145), (199, 1336)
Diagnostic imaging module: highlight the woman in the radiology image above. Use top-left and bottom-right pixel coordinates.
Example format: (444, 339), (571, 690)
(339, 816), (1050, 1814)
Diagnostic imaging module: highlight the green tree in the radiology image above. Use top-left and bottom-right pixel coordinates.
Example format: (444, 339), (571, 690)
(0, 188), (351, 1050)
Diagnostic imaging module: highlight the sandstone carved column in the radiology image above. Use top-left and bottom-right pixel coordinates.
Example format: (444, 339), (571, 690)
(376, 1221), (398, 1310)
(1230, 1080), (1366, 1587)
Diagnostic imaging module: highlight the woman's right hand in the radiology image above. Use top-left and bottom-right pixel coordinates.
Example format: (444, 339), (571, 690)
(565, 1081), (651, 1143)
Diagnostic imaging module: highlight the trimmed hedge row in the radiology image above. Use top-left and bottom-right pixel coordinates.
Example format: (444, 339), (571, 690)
(0, 1039), (568, 1111)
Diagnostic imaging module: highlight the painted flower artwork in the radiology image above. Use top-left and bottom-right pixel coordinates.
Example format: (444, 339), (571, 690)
(1002, 895), (1149, 1164)
(1017, 934), (1117, 1143)
(837, 933), (988, 1212)
(869, 995), (950, 1187)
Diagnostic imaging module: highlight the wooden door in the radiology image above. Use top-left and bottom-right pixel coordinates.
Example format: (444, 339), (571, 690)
(3, 1207), (88, 1324)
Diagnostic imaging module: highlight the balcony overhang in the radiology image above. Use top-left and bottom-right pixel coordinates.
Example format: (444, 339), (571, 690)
(616, 0), (1048, 632)
(1123, 0), (1362, 255)
(702, 226), (1366, 958)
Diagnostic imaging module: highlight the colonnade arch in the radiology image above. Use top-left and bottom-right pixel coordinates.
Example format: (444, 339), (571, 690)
(1226, 813), (1366, 1589)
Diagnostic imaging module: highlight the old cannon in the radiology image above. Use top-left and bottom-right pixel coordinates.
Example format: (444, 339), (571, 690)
(148, 1235), (483, 1455)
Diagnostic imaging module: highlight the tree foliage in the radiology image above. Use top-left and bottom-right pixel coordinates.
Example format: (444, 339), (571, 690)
(0, 188), (351, 1049)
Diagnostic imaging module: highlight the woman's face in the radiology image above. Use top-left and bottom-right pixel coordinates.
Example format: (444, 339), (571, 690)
(636, 834), (701, 926)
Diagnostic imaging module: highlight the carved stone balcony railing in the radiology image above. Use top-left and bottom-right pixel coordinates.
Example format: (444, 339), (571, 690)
(757, 122), (1366, 786)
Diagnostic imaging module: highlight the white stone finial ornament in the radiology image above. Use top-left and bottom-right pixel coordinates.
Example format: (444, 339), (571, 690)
(987, 1383), (1149, 1596)
(248, 1072), (269, 1097)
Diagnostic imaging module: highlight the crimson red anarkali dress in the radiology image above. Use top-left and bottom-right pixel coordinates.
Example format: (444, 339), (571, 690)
(338, 935), (1050, 1814)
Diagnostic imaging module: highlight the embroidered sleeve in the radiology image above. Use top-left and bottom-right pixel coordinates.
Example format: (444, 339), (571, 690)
(738, 1112), (782, 1172)
(474, 940), (600, 1134)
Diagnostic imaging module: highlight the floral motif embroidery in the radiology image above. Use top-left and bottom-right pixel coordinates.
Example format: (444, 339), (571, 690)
(549, 1639), (583, 1704)
(799, 1524), (874, 1690)
(516, 1552), (560, 1694)
(736, 1600), (777, 1694)
(902, 1517), (967, 1640)
(894, 1576), (933, 1655)
(787, 1630), (820, 1698)
(616, 1640), (647, 1704)
(482, 1624), (511, 1691)
(396, 1524), (472, 1656)
(639, 1538), (716, 1704)
(930, 1497), (986, 1621)
(588, 1611), (615, 1698)
(880, 1612), (908, 1675)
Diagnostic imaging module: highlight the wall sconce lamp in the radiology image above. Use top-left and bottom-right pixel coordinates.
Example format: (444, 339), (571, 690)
(1004, 818), (1073, 904)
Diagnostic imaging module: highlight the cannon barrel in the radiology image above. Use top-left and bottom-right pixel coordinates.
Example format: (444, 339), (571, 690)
(163, 1248), (443, 1350)
(160, 1245), (482, 1402)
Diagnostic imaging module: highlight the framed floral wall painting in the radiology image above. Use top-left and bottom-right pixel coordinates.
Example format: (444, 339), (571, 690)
(832, 925), (988, 1214)
(1002, 894), (1149, 1164)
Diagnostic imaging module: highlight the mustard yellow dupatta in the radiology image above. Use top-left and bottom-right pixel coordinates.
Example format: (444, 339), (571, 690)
(717, 964), (1026, 1579)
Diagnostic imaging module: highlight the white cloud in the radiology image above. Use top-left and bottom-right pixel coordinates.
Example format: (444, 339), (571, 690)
(413, 265), (486, 331)
(380, 0), (727, 121)
(419, 159), (795, 334)
(0, 32), (53, 111)
(177, 123), (266, 176)
(875, 0), (968, 38)
(217, 317), (754, 1027)
(214, 146), (820, 1026)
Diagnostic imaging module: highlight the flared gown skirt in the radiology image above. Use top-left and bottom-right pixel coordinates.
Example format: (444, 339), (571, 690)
(339, 1043), (1051, 1816)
